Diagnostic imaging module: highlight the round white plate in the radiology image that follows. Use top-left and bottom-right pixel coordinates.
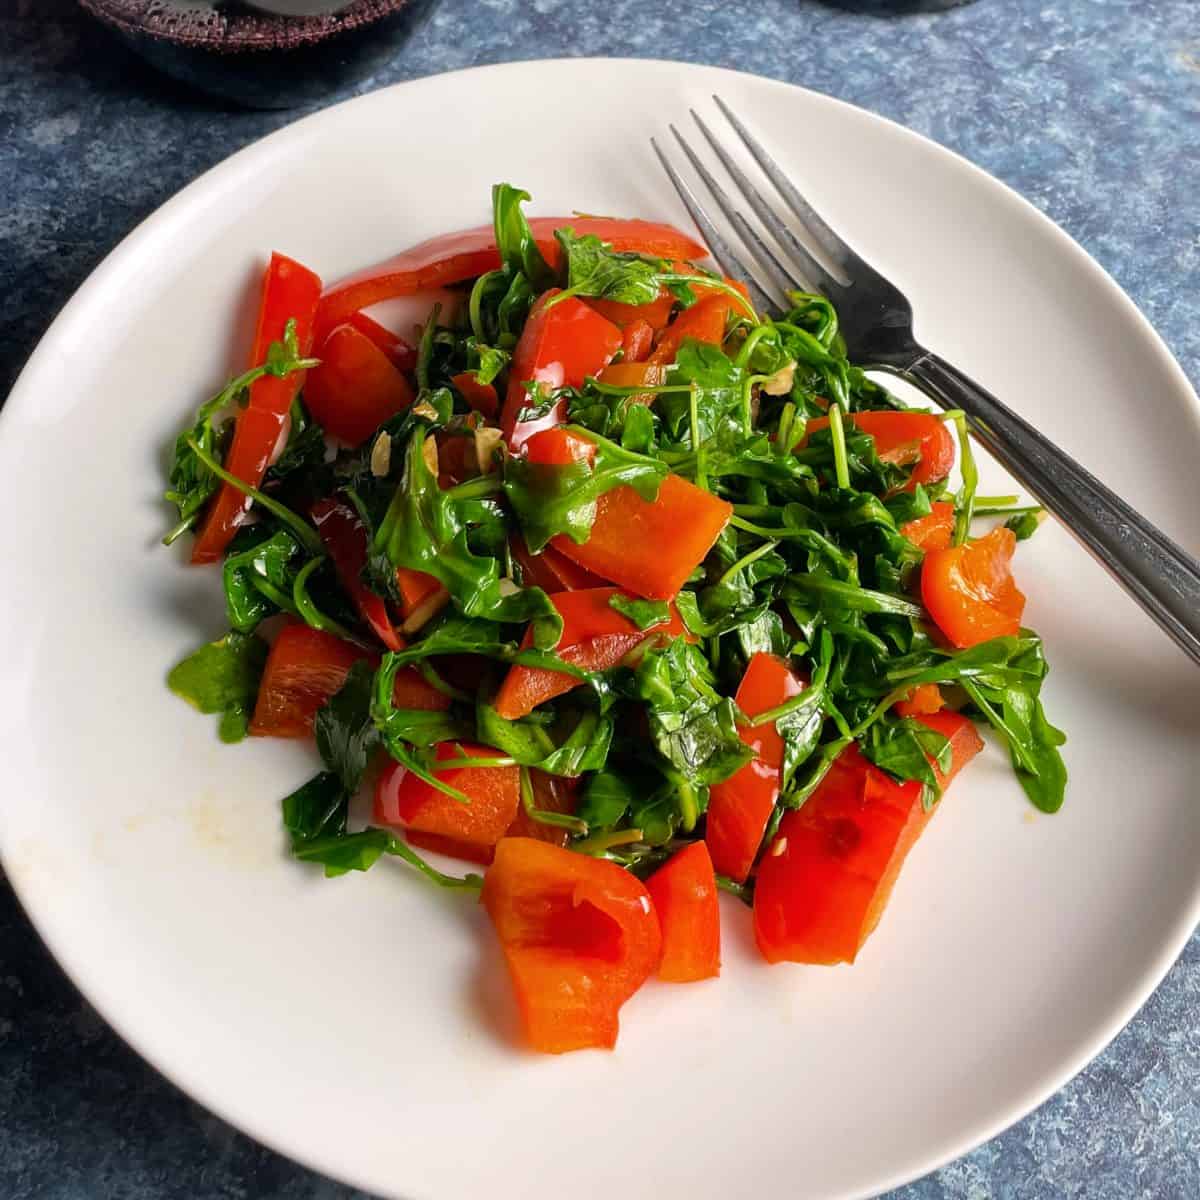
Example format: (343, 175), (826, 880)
(3, 59), (1199, 1200)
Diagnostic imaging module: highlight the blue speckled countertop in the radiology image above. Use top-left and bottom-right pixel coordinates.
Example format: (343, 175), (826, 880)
(3, 1), (1199, 1196)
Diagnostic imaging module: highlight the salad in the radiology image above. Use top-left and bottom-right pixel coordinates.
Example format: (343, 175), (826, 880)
(164, 183), (1067, 1053)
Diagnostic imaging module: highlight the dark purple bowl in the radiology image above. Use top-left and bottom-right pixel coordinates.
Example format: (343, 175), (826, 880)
(79, 0), (440, 109)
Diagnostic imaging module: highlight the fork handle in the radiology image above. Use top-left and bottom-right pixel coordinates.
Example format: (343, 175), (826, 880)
(905, 349), (1200, 665)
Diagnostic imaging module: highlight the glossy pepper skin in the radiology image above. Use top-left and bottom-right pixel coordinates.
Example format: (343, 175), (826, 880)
(753, 711), (984, 966)
(191, 252), (322, 564)
(249, 622), (448, 738)
(481, 838), (663, 1053)
(921, 527), (1026, 647)
(315, 216), (707, 342)
(311, 497), (401, 651)
(500, 291), (621, 451)
(303, 322), (414, 447)
(645, 841), (721, 983)
(374, 742), (520, 865)
(801, 411), (955, 490)
(493, 587), (688, 720)
(705, 653), (805, 884)
(900, 501), (955, 552)
(552, 474), (733, 601)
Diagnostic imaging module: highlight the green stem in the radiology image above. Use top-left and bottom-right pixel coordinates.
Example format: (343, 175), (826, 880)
(416, 660), (472, 703)
(944, 410), (977, 546)
(519, 766), (590, 836)
(828, 402), (850, 490)
(292, 558), (364, 643)
(184, 436), (323, 555)
(573, 828), (645, 856)
(973, 504), (1042, 517)
(718, 539), (779, 587)
(689, 382), (707, 490)
(734, 323), (775, 369)
(385, 837), (484, 891)
(657, 273), (759, 323)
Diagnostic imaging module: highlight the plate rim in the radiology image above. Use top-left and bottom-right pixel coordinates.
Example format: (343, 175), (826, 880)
(3, 56), (1198, 1200)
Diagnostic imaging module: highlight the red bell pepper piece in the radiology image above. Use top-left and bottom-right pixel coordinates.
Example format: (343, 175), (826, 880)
(753, 711), (984, 965)
(587, 291), (677, 332)
(315, 216), (706, 341)
(310, 497), (401, 651)
(249, 621), (449, 738)
(802, 411), (956, 490)
(450, 371), (499, 419)
(481, 837), (663, 1053)
(511, 533), (605, 593)
(705, 653), (805, 884)
(304, 322), (415, 447)
(894, 683), (945, 718)
(374, 742), (520, 865)
(900, 500), (955, 551)
(552, 474), (733, 600)
(524, 426), (596, 467)
(191, 252), (323, 564)
(645, 841), (721, 983)
(921, 527), (1026, 648)
(620, 318), (655, 363)
(501, 291), (621, 451)
(346, 311), (417, 373)
(493, 587), (688, 720)
(395, 568), (448, 629)
(596, 360), (668, 412)
(648, 293), (734, 365)
(505, 771), (580, 849)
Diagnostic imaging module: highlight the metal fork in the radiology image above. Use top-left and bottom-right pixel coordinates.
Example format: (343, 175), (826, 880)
(652, 97), (1200, 667)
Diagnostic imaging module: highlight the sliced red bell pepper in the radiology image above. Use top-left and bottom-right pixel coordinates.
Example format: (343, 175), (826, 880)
(802, 411), (956, 489)
(374, 742), (520, 864)
(552, 474), (732, 600)
(395, 568), (448, 629)
(493, 587), (687, 721)
(481, 837), (663, 1053)
(587, 291), (676, 332)
(192, 252), (323, 564)
(645, 841), (721, 983)
(310, 496), (401, 651)
(501, 291), (621, 451)
(620, 318), (655, 363)
(450, 370), (499, 419)
(596, 360), (669, 412)
(524, 425), (596, 467)
(249, 621), (449, 738)
(511, 533), (606, 593)
(705, 653), (805, 884)
(346, 311), (417, 373)
(505, 771), (580, 848)
(894, 683), (945, 717)
(315, 216), (706, 341)
(304, 322), (415, 447)
(900, 500), (955, 551)
(753, 711), (984, 965)
(921, 527), (1025, 648)
(648, 293), (734, 365)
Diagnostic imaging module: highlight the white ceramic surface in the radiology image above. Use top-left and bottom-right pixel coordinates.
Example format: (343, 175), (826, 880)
(2, 59), (1199, 1200)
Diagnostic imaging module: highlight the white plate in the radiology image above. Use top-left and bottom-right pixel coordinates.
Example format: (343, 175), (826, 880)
(2, 59), (1199, 1200)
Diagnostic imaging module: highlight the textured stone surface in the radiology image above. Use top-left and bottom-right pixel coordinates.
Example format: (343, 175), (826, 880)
(2, 1), (1199, 1196)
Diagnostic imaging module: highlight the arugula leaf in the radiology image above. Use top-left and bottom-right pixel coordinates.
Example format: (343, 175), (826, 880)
(577, 769), (636, 831)
(492, 183), (556, 291)
(222, 527), (301, 632)
(658, 341), (747, 446)
(503, 426), (667, 553)
(292, 825), (484, 886)
(608, 594), (670, 631)
(634, 639), (752, 792)
(167, 631), (268, 743)
(551, 228), (664, 306)
(861, 717), (951, 810)
(1005, 509), (1045, 541)
(282, 772), (349, 848)
(314, 661), (381, 792)
(266, 398), (326, 483)
(372, 428), (562, 647)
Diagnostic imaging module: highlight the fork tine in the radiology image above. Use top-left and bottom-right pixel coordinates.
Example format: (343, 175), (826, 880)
(712, 94), (867, 274)
(649, 137), (781, 316)
(688, 108), (846, 296)
(669, 123), (812, 300)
